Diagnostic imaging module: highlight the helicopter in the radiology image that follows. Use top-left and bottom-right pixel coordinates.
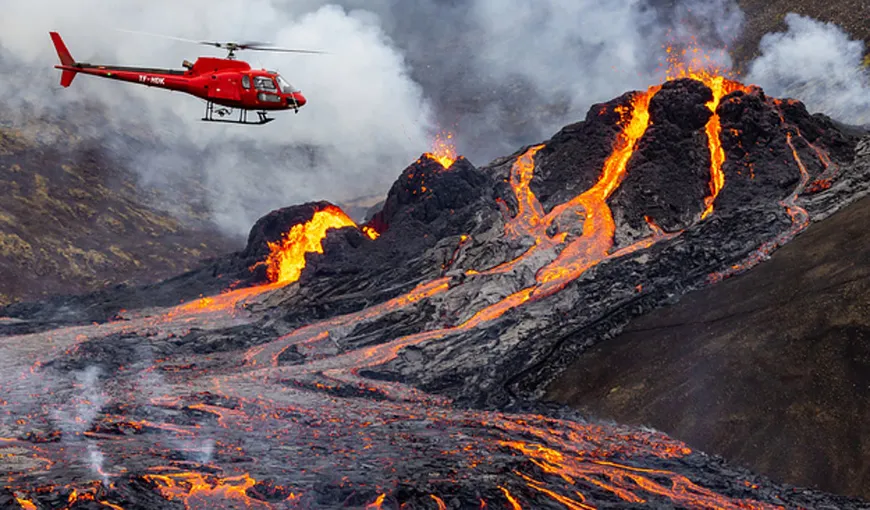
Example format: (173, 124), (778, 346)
(49, 30), (327, 125)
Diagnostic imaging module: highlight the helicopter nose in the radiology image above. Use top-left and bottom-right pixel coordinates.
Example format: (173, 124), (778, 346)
(290, 92), (306, 107)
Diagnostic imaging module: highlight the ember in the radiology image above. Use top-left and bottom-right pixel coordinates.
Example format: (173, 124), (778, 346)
(423, 131), (458, 169)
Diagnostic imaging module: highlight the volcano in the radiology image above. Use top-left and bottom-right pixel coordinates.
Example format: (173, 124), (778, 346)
(1, 70), (870, 509)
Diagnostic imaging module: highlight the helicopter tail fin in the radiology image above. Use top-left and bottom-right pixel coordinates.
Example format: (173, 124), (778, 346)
(59, 69), (77, 88)
(49, 31), (77, 87)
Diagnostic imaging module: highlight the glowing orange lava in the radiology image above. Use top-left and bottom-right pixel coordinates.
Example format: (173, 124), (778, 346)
(365, 493), (386, 509)
(362, 225), (380, 240)
(535, 85), (662, 288)
(499, 486), (522, 509)
(501, 441), (783, 510)
(167, 282), (282, 316)
(16, 497), (37, 510)
(709, 108), (818, 283)
(259, 205), (358, 284)
(665, 44), (752, 219)
(431, 494), (447, 509)
(8, 43), (834, 510)
(424, 131), (458, 169)
(143, 472), (272, 509)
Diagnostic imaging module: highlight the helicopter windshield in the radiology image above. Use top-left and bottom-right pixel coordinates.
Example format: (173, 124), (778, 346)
(274, 74), (298, 93)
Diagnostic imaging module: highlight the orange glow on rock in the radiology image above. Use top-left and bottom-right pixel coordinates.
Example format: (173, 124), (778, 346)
(499, 486), (522, 509)
(431, 494), (447, 509)
(424, 131), (458, 169)
(143, 472), (272, 509)
(664, 44), (752, 219)
(16, 498), (37, 510)
(261, 205), (358, 285)
(362, 225), (380, 240)
(365, 493), (386, 509)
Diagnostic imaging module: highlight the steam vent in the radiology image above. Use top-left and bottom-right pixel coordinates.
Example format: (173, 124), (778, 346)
(2, 69), (870, 509)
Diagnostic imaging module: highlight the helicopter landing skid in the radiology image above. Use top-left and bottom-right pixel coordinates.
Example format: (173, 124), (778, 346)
(201, 102), (273, 125)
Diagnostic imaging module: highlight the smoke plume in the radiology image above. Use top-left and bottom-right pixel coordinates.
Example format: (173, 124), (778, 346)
(0, 0), (434, 235)
(745, 13), (870, 127)
(2, 1), (867, 238)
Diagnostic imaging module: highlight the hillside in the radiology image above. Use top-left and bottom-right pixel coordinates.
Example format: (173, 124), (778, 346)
(0, 110), (239, 305)
(546, 189), (870, 501)
(734, 0), (870, 68)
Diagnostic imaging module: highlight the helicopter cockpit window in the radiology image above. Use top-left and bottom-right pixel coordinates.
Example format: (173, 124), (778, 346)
(241, 75), (250, 89)
(253, 76), (277, 91)
(275, 75), (297, 93)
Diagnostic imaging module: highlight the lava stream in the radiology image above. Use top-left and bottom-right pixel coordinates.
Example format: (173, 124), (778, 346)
(249, 85), (679, 382)
(664, 46), (753, 219)
(142, 472), (274, 509)
(709, 101), (825, 282)
(169, 204), (376, 317)
(3, 68), (832, 510)
(256, 205), (359, 285)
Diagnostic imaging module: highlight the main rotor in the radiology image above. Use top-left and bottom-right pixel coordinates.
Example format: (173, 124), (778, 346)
(115, 28), (328, 60)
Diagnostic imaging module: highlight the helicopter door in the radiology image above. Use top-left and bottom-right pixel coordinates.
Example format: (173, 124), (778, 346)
(207, 74), (242, 101)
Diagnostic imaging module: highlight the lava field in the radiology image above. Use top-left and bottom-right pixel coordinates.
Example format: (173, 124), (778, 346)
(2, 59), (870, 509)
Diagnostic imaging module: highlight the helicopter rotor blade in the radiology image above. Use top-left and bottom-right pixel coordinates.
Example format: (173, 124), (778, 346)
(237, 41), (274, 48)
(113, 29), (328, 55)
(114, 28), (204, 45)
(242, 45), (329, 54)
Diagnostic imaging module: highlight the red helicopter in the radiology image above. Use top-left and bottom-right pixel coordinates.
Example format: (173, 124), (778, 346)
(49, 30), (327, 125)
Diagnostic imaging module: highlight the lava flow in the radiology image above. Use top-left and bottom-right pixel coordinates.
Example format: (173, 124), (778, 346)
(0, 47), (857, 510)
(665, 45), (753, 219)
(167, 204), (373, 317)
(256, 205), (359, 285)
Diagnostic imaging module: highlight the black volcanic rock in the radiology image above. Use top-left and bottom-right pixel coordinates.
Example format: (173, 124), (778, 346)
(715, 87), (804, 212)
(521, 93), (627, 212)
(612, 78), (715, 242)
(366, 155), (491, 231)
(0, 489), (21, 509)
(242, 200), (346, 261)
(546, 191), (870, 500)
(649, 78), (715, 129)
(277, 155), (499, 322)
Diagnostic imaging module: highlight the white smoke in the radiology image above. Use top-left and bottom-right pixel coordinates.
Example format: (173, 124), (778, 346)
(50, 366), (107, 434)
(49, 366), (110, 483)
(87, 442), (109, 486)
(133, 357), (217, 465)
(746, 13), (870, 126)
(5, 1), (867, 239)
(0, 0), (434, 236)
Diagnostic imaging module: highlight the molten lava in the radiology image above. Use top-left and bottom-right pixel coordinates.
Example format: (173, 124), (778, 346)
(15, 497), (37, 510)
(260, 205), (358, 285)
(143, 472), (274, 509)
(424, 131), (458, 169)
(665, 45), (752, 219)
(362, 225), (380, 240)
